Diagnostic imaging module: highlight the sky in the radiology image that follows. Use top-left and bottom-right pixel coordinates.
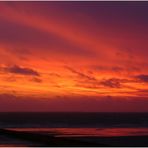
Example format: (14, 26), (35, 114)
(0, 1), (148, 112)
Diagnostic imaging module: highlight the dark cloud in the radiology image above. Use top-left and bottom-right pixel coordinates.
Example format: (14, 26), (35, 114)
(65, 66), (102, 89)
(135, 74), (148, 83)
(100, 78), (121, 88)
(49, 73), (61, 77)
(3, 65), (40, 76)
(65, 66), (125, 89)
(31, 77), (42, 83)
(65, 66), (97, 81)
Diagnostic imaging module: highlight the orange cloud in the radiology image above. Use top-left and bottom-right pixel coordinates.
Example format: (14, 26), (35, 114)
(0, 2), (148, 111)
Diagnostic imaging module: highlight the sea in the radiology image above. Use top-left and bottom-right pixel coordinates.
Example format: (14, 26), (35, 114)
(1, 112), (148, 128)
(0, 112), (148, 146)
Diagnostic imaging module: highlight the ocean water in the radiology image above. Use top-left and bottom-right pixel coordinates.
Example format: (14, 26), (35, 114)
(8, 127), (148, 137)
(1, 112), (148, 146)
(0, 112), (148, 128)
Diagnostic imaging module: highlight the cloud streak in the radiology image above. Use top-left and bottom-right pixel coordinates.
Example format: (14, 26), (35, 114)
(3, 65), (40, 76)
(135, 74), (148, 83)
(65, 66), (125, 89)
(100, 78), (121, 88)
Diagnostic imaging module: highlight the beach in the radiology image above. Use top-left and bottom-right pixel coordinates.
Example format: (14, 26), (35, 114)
(0, 131), (41, 147)
(0, 128), (148, 147)
(0, 128), (107, 147)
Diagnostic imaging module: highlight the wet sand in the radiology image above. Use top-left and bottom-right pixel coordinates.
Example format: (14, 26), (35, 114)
(73, 135), (148, 146)
(0, 128), (148, 147)
(0, 133), (42, 147)
(0, 129), (107, 146)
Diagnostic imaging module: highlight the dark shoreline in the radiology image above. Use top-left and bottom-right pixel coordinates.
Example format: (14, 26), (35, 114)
(0, 129), (108, 146)
(1, 128), (148, 146)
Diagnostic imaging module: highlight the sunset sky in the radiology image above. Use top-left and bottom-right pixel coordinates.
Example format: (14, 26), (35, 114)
(0, 1), (148, 112)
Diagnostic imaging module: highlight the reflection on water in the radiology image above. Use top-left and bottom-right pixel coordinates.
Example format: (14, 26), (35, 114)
(7, 127), (148, 137)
